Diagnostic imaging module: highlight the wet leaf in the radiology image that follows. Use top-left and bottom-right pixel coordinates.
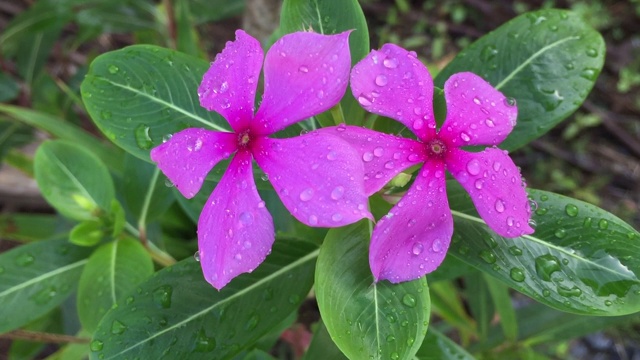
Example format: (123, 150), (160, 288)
(435, 9), (605, 150)
(77, 238), (153, 333)
(316, 221), (429, 360)
(0, 238), (92, 333)
(448, 181), (640, 315)
(89, 238), (317, 360)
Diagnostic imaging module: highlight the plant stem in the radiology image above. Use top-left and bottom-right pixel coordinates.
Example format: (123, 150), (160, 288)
(0, 330), (90, 344)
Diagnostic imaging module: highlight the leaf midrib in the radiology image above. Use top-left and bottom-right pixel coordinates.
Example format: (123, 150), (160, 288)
(92, 76), (226, 132)
(0, 259), (88, 298)
(451, 210), (639, 283)
(104, 248), (320, 359)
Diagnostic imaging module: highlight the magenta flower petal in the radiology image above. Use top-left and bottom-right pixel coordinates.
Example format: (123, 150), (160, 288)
(150, 128), (237, 198)
(439, 72), (517, 146)
(252, 132), (372, 226)
(252, 31), (352, 135)
(350, 44), (436, 141)
(198, 151), (274, 290)
(447, 147), (533, 237)
(317, 125), (426, 196)
(370, 160), (453, 283)
(198, 30), (263, 132)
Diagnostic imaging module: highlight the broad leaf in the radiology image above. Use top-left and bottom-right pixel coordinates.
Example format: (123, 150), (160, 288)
(416, 329), (475, 360)
(316, 221), (430, 360)
(448, 181), (640, 315)
(0, 104), (123, 173)
(279, 0), (369, 126)
(121, 153), (175, 223)
(0, 238), (92, 333)
(34, 140), (115, 221)
(303, 321), (348, 360)
(90, 238), (317, 360)
(0, 214), (71, 243)
(81, 45), (229, 161)
(435, 9), (605, 150)
(0, 120), (33, 162)
(77, 238), (154, 333)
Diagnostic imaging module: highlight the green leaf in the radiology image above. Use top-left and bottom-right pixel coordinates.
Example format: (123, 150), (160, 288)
(0, 214), (71, 243)
(0, 120), (33, 162)
(89, 238), (318, 360)
(9, 309), (62, 360)
(188, 0), (244, 25)
(416, 329), (476, 360)
(81, 45), (228, 161)
(484, 274), (518, 342)
(34, 140), (115, 221)
(279, 0), (369, 126)
(303, 321), (348, 360)
(463, 272), (493, 342)
(121, 153), (174, 223)
(316, 221), (429, 360)
(434, 9), (605, 150)
(0, 104), (123, 173)
(69, 220), (105, 247)
(77, 238), (154, 333)
(0, 73), (20, 102)
(0, 238), (92, 333)
(175, 0), (203, 57)
(429, 281), (476, 341)
(447, 181), (640, 315)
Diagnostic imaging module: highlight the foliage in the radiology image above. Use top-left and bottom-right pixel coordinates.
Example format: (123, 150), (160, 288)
(0, 0), (638, 359)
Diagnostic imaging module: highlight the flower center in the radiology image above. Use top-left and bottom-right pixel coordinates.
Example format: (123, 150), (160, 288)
(238, 130), (251, 148)
(426, 138), (447, 158)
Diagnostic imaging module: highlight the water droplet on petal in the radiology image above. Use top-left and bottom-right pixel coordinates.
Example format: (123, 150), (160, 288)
(299, 188), (314, 201)
(383, 58), (398, 68)
(466, 159), (481, 175)
(413, 119), (424, 130)
(239, 212), (254, 225)
(432, 239), (443, 252)
(298, 65), (309, 73)
(412, 242), (423, 255)
(485, 118), (495, 127)
(363, 152), (374, 162)
(193, 251), (200, 262)
(504, 97), (516, 107)
(358, 96), (372, 106)
(460, 132), (471, 142)
(494, 199), (505, 213)
(331, 186), (344, 200)
(373, 147), (384, 157)
(375, 74), (388, 86)
(384, 161), (395, 169)
(308, 215), (318, 226)
(326, 151), (337, 160)
(331, 213), (343, 222)
(474, 179), (484, 189)
(473, 97), (481, 105)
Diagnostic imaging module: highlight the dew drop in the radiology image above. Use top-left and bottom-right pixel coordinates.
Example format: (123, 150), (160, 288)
(373, 147), (384, 157)
(298, 65), (309, 73)
(598, 219), (609, 230)
(504, 97), (516, 107)
(134, 124), (153, 150)
(485, 118), (495, 127)
(473, 97), (481, 105)
(402, 293), (417, 307)
(111, 320), (127, 335)
(363, 152), (374, 162)
(510, 268), (526, 282)
(432, 239), (443, 252)
(384, 161), (395, 169)
(383, 58), (398, 68)
(308, 215), (318, 226)
(479, 250), (496, 264)
(375, 74), (388, 86)
(332, 213), (343, 222)
(193, 251), (200, 262)
(90, 340), (104, 352)
(331, 186), (345, 200)
(460, 132), (471, 142)
(413, 119), (424, 130)
(326, 150), (337, 160)
(509, 246), (522, 256)
(494, 199), (505, 213)
(474, 179), (484, 190)
(412, 242), (423, 255)
(299, 188), (314, 201)
(108, 65), (119, 74)
(466, 159), (481, 175)
(534, 254), (561, 281)
(239, 212), (254, 225)
(358, 96), (372, 106)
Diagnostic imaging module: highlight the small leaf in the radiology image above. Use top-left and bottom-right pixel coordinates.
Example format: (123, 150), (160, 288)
(0, 238), (92, 333)
(81, 45), (229, 161)
(90, 238), (318, 360)
(316, 221), (430, 360)
(70, 220), (105, 247)
(77, 238), (153, 333)
(35, 140), (115, 221)
(435, 9), (605, 150)
(448, 181), (640, 315)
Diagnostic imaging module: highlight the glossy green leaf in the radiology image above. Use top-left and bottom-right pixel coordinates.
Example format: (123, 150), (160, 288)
(81, 45), (228, 161)
(279, 0), (369, 126)
(8, 309), (62, 360)
(435, 9), (605, 150)
(121, 153), (174, 223)
(316, 221), (430, 360)
(77, 238), (154, 333)
(303, 321), (348, 360)
(447, 181), (640, 315)
(0, 104), (123, 173)
(416, 329), (475, 360)
(0, 238), (92, 333)
(0, 214), (71, 243)
(90, 238), (318, 360)
(34, 140), (115, 221)
(69, 220), (105, 247)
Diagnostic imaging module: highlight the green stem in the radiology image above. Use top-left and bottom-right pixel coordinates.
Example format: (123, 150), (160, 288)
(330, 103), (345, 125)
(125, 222), (176, 267)
(137, 167), (160, 240)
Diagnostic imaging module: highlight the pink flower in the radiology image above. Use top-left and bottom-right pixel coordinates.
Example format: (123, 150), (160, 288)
(151, 30), (371, 290)
(322, 44), (534, 283)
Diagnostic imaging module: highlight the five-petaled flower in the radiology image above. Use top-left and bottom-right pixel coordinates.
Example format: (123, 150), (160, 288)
(151, 30), (371, 290)
(322, 44), (534, 283)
